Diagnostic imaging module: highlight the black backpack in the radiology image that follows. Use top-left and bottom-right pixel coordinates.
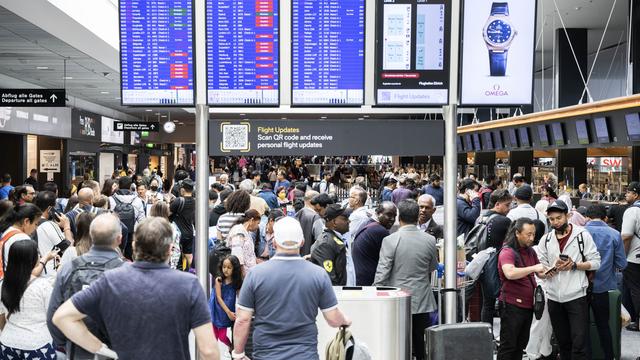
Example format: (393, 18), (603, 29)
(62, 256), (123, 357)
(464, 213), (499, 261)
(113, 197), (136, 234)
(209, 243), (231, 277)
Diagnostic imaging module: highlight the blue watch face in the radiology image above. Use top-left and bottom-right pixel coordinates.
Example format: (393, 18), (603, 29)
(486, 20), (512, 44)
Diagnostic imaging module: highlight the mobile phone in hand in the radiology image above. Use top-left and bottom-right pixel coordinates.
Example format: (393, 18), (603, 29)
(544, 267), (557, 275)
(559, 254), (569, 261)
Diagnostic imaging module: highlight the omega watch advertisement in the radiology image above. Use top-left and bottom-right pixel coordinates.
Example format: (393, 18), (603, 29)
(460, 0), (536, 106)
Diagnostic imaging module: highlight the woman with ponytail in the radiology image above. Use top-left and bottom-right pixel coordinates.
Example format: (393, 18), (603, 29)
(0, 203), (56, 278)
(227, 209), (261, 276)
(0, 240), (56, 359)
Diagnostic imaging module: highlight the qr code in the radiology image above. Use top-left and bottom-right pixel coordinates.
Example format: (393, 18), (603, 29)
(222, 124), (249, 151)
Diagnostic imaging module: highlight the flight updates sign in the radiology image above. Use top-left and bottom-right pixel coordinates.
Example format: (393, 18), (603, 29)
(459, 0), (536, 106)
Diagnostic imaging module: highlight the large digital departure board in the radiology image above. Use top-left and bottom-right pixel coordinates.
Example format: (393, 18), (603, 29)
(292, 0), (365, 105)
(207, 0), (279, 105)
(119, 0), (194, 106)
(375, 0), (450, 105)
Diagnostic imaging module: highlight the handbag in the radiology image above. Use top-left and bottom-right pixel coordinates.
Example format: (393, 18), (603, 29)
(533, 284), (545, 320)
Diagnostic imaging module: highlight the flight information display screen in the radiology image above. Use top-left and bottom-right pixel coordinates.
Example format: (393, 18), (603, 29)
(375, 0), (450, 105)
(292, 0), (365, 105)
(119, 0), (194, 106)
(207, 0), (279, 105)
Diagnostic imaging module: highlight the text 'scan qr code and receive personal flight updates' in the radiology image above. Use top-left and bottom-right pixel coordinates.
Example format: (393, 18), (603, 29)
(222, 124), (250, 152)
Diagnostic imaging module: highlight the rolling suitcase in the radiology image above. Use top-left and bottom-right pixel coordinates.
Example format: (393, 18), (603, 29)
(589, 290), (621, 360)
(425, 323), (493, 360)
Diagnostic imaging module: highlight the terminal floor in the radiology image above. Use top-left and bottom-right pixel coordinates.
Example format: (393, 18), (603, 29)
(184, 319), (640, 360)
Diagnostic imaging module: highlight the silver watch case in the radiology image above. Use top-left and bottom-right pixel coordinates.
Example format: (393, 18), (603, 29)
(482, 15), (518, 50)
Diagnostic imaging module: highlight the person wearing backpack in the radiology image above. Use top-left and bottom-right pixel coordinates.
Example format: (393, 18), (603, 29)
(170, 179), (196, 269)
(538, 200), (601, 360)
(479, 175), (501, 210)
(46, 213), (124, 360)
(109, 176), (146, 259)
(477, 190), (514, 326)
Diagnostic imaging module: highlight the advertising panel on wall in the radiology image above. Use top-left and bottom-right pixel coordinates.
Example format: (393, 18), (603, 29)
(71, 109), (102, 140)
(375, 0), (451, 105)
(101, 116), (125, 144)
(209, 119), (444, 156)
(0, 107), (71, 138)
(459, 0), (536, 106)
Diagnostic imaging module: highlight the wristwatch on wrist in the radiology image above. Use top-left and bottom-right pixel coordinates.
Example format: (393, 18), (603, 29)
(482, 2), (517, 76)
(231, 350), (245, 359)
(572, 262), (578, 271)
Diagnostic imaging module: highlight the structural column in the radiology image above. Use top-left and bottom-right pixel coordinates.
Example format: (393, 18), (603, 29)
(557, 148), (587, 188)
(630, 0), (640, 94)
(509, 150), (534, 182)
(554, 28), (588, 107)
(473, 152), (496, 180)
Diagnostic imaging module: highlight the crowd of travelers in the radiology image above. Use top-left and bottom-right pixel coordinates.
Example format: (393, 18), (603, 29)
(0, 157), (637, 360)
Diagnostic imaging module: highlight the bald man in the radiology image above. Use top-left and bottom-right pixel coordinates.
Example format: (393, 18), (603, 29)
(65, 187), (100, 237)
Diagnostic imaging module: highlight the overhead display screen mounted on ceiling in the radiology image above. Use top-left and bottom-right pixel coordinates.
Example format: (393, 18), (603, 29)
(459, 0), (536, 106)
(375, 0), (451, 105)
(206, 0), (279, 105)
(119, 0), (195, 106)
(292, 0), (365, 105)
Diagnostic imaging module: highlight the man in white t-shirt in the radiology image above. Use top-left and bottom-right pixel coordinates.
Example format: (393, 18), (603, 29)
(507, 185), (547, 233)
(621, 181), (640, 331)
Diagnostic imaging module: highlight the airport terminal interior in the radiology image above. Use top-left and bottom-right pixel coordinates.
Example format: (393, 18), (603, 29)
(0, 0), (639, 359)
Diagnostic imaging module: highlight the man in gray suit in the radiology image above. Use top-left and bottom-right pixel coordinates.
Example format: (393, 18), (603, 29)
(374, 199), (438, 360)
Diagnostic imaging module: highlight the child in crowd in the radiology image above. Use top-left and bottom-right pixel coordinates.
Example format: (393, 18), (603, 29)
(210, 255), (242, 351)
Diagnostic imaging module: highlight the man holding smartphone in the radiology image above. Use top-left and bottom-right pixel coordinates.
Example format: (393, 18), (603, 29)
(537, 201), (601, 360)
(456, 178), (481, 236)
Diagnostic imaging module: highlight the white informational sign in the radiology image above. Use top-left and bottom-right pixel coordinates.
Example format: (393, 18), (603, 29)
(460, 0), (536, 105)
(101, 116), (124, 144)
(40, 150), (61, 173)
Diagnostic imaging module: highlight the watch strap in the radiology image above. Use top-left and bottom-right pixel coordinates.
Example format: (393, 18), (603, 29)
(489, 50), (508, 76)
(490, 2), (509, 16)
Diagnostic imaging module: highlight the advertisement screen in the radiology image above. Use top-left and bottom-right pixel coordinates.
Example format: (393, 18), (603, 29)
(464, 134), (473, 151)
(375, 0), (450, 105)
(537, 125), (549, 147)
(593, 117), (610, 143)
(119, 0), (194, 106)
(625, 113), (640, 141)
(483, 132), (494, 150)
(518, 127), (530, 147)
(575, 120), (590, 145)
(460, 0), (536, 105)
(493, 130), (503, 149)
(207, 0), (279, 105)
(551, 123), (565, 146)
(472, 133), (481, 151)
(292, 0), (364, 105)
(457, 136), (463, 152)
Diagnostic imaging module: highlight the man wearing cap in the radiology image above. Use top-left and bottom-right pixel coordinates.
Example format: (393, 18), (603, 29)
(295, 190), (322, 256)
(310, 204), (351, 286)
(374, 199), (438, 360)
(507, 185), (548, 234)
(621, 181), (640, 332)
(232, 217), (351, 360)
(537, 200), (601, 360)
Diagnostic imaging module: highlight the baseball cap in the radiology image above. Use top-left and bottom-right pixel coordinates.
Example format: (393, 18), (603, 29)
(310, 193), (332, 207)
(273, 217), (305, 250)
(547, 200), (569, 214)
(627, 181), (640, 194)
(514, 185), (533, 201)
(324, 204), (352, 222)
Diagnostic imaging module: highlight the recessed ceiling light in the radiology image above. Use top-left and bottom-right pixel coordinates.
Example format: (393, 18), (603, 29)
(239, 113), (246, 116)
(63, 76), (73, 80)
(363, 115), (370, 118)
(161, 115), (167, 118)
(36, 66), (49, 70)
(358, 117), (364, 120)
(320, 116), (327, 119)
(145, 109), (152, 112)
(100, 91), (109, 94)
(281, 117), (287, 120)
(173, 120), (179, 123)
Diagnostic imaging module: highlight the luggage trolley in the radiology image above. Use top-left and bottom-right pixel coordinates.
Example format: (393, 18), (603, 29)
(431, 264), (474, 324)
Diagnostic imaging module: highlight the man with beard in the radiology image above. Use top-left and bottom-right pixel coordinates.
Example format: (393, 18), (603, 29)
(352, 202), (397, 286)
(538, 200), (601, 360)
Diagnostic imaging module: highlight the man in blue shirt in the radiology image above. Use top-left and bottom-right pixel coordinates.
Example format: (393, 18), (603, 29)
(0, 173), (13, 200)
(422, 174), (444, 206)
(233, 217), (351, 360)
(273, 170), (291, 194)
(584, 204), (627, 360)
